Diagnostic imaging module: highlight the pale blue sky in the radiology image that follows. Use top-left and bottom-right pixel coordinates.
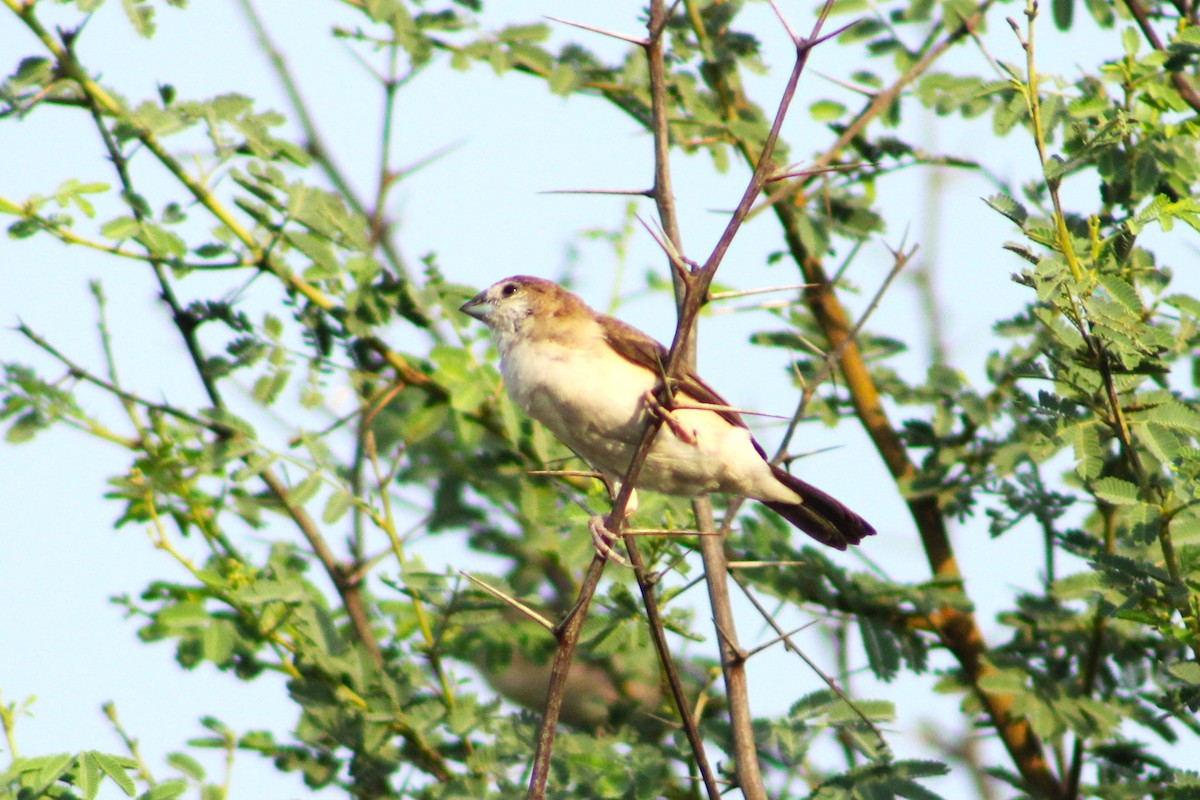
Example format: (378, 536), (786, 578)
(1, 2), (1188, 797)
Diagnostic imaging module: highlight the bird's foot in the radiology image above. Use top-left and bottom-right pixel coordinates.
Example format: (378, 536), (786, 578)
(642, 390), (697, 445)
(587, 515), (631, 566)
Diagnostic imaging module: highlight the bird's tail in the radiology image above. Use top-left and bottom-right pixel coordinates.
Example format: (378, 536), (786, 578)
(762, 465), (876, 551)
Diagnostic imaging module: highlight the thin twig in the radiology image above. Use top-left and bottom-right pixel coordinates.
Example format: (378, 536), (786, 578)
(1124, 0), (1200, 113)
(623, 537), (722, 800)
(526, 556), (606, 799)
(730, 571), (888, 751)
(459, 571), (556, 631)
(777, 242), (916, 460)
(544, 15), (649, 46)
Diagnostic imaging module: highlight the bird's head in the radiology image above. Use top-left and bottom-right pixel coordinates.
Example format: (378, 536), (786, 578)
(460, 276), (590, 348)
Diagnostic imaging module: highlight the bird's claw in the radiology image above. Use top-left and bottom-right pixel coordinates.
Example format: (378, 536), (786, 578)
(588, 515), (631, 566)
(642, 390), (697, 445)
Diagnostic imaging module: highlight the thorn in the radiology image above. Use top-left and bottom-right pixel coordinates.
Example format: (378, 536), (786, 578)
(668, 401), (793, 421)
(768, 0), (801, 46)
(526, 469), (605, 481)
(539, 187), (654, 197)
(544, 15), (649, 47)
(767, 161), (868, 183)
(709, 283), (818, 301)
(459, 571), (556, 631)
(634, 213), (692, 284)
(745, 620), (821, 659)
(803, 18), (864, 52)
(712, 618), (748, 665)
(814, 70), (880, 98)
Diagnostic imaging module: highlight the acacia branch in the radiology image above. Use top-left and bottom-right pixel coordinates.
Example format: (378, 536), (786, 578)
(651, 3), (842, 798)
(530, 4), (723, 796)
(689, 0), (1065, 794)
(752, 0), (998, 217)
(526, 557), (606, 800)
(775, 143), (1066, 800)
(1124, 0), (1200, 114)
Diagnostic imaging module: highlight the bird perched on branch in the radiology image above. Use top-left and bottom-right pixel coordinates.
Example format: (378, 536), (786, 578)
(460, 275), (875, 558)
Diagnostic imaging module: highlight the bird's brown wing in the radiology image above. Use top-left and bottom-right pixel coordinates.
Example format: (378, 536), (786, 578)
(596, 312), (875, 549)
(598, 313), (749, 431)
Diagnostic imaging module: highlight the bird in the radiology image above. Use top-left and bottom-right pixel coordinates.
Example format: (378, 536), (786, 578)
(459, 275), (875, 559)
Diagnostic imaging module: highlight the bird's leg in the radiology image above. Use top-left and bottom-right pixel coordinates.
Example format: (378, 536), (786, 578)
(587, 515), (631, 566)
(587, 481), (637, 567)
(642, 390), (698, 445)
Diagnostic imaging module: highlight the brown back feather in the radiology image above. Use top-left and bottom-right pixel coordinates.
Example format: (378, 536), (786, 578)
(598, 314), (748, 430)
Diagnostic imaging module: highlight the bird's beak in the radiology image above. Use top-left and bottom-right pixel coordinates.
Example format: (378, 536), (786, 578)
(459, 291), (492, 323)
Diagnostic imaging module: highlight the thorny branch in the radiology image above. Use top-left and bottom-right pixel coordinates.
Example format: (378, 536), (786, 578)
(527, 2), (842, 797)
(684, 0), (1066, 794)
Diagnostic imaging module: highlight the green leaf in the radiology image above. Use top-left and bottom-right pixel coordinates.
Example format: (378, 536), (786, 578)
(166, 753), (206, 781)
(1168, 661), (1200, 685)
(1044, 154), (1068, 183)
(121, 0), (157, 37)
(548, 63), (577, 96)
(201, 619), (235, 664)
(77, 752), (102, 800)
(5, 411), (45, 443)
(1164, 293), (1200, 318)
(431, 345), (490, 413)
(984, 194), (1029, 227)
(1092, 476), (1140, 505)
(1122, 25), (1140, 57)
(136, 222), (186, 258)
(12, 56), (53, 87)
(1070, 421), (1104, 479)
(1052, 0), (1074, 29)
(497, 23), (549, 43)
(322, 488), (353, 524)
(92, 751), (137, 796)
(286, 472), (322, 507)
(1140, 422), (1182, 463)
(142, 778), (188, 799)
(1096, 273), (1143, 314)
(31, 753), (74, 793)
(251, 369), (289, 407)
(8, 218), (40, 239)
(809, 99), (846, 121)
(101, 216), (140, 240)
(1147, 400), (1200, 433)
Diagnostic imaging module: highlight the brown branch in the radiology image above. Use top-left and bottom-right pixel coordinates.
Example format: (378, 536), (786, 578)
(695, 502), (767, 798)
(1125, 0), (1200, 114)
(256, 469), (384, 666)
(729, 571), (887, 751)
(1065, 506), (1116, 799)
(530, 0), (836, 792)
(776, 201), (1064, 798)
(537, 5), (724, 795)
(638, 3), (726, 797)
(657, 3), (839, 797)
(753, 0), (999, 217)
(684, 0), (1065, 793)
(526, 557), (606, 799)
(622, 538), (722, 800)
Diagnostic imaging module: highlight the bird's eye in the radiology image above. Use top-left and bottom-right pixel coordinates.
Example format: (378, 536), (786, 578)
(501, 283), (519, 298)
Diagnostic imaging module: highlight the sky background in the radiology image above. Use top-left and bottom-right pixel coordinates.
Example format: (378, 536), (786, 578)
(2, 1), (1195, 797)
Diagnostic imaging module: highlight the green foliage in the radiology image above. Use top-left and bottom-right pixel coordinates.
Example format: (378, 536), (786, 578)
(5, 0), (1200, 798)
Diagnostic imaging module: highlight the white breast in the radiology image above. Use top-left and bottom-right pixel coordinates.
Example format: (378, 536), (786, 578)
(500, 333), (654, 466)
(496, 328), (794, 502)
